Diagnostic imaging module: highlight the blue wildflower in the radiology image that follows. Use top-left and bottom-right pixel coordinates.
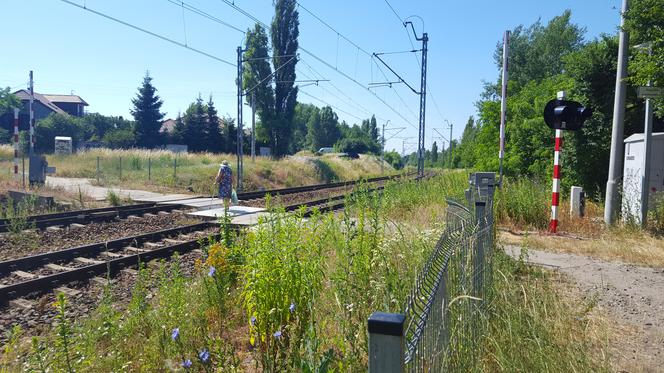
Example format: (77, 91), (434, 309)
(274, 329), (282, 340)
(198, 349), (210, 363)
(250, 316), (256, 326)
(289, 303), (296, 313)
(181, 359), (192, 368)
(171, 328), (180, 341)
(208, 266), (216, 277)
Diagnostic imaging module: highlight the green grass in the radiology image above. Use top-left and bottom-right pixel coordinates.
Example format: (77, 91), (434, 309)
(478, 246), (610, 372)
(495, 178), (551, 230)
(0, 173), (611, 372)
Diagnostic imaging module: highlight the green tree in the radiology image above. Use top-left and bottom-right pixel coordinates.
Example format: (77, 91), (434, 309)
(625, 0), (664, 116)
(180, 96), (207, 152)
(130, 72), (165, 148)
(431, 141), (438, 163)
(244, 24), (275, 146)
(205, 96), (224, 152)
(291, 103), (317, 153)
(271, 0), (299, 156)
(306, 106), (340, 151)
(0, 87), (20, 115)
(35, 113), (92, 153)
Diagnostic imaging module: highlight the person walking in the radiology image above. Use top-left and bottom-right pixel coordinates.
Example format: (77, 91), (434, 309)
(215, 160), (234, 209)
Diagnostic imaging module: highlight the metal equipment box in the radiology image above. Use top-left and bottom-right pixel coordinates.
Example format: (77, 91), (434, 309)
(622, 133), (664, 222)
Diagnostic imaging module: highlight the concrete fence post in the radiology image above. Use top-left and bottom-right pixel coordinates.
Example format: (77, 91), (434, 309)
(368, 312), (405, 373)
(119, 156), (122, 180)
(474, 201), (487, 304)
(148, 157), (151, 181)
(96, 156), (100, 184)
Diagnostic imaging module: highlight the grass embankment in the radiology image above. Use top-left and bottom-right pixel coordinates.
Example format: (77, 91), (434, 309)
(0, 172), (610, 371)
(495, 177), (664, 267)
(0, 145), (394, 195)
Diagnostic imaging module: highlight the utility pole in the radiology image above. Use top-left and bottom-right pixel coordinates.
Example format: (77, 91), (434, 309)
(637, 42), (654, 227)
(499, 30), (510, 187)
(446, 120), (453, 168)
(236, 46), (244, 192)
(381, 121), (386, 174)
(251, 91), (256, 162)
(604, 0), (629, 225)
(29, 71), (35, 156)
(404, 22), (428, 179)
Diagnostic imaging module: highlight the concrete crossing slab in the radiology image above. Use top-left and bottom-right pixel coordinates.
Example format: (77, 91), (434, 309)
(188, 205), (266, 219)
(159, 197), (216, 206)
(133, 194), (197, 203)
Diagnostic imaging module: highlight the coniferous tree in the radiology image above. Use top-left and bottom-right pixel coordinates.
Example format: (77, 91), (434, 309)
(130, 72), (165, 148)
(181, 96), (207, 152)
(205, 96), (224, 153)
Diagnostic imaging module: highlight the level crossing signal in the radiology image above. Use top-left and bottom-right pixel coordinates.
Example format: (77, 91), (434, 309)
(543, 99), (592, 131)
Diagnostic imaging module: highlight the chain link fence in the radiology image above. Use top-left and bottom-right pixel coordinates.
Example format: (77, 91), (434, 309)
(368, 172), (496, 372)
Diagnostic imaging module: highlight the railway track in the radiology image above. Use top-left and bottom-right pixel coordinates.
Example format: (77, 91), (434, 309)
(0, 181), (395, 307)
(0, 172), (412, 233)
(235, 172), (412, 201)
(0, 203), (186, 233)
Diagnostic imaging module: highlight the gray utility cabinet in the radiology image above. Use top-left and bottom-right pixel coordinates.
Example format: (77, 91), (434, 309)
(622, 132), (664, 222)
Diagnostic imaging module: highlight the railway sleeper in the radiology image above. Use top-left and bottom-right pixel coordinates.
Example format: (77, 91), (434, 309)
(45, 263), (74, 272)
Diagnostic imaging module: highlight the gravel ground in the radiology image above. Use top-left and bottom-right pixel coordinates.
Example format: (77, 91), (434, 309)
(505, 245), (664, 371)
(0, 213), (202, 261)
(0, 229), (214, 344)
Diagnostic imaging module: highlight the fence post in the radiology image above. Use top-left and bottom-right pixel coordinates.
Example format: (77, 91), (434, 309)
(173, 158), (177, 181)
(148, 157), (151, 181)
(474, 201), (486, 299)
(96, 156), (100, 184)
(119, 156), (122, 180)
(368, 312), (405, 373)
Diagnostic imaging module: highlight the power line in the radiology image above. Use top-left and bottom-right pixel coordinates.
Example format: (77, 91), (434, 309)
(217, 0), (418, 129)
(299, 90), (365, 121)
(165, 0), (245, 34)
(58, 0), (235, 67)
(296, 1), (372, 57)
(383, 0), (403, 24)
(299, 60), (376, 118)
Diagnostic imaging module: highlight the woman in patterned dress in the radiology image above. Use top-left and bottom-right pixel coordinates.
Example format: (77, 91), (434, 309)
(215, 160), (234, 209)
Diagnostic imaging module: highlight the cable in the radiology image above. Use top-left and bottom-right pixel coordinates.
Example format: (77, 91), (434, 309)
(165, 0), (245, 34)
(383, 0), (403, 24)
(298, 90), (364, 121)
(296, 1), (372, 57)
(218, 0), (417, 128)
(58, 0), (235, 67)
(299, 60), (373, 116)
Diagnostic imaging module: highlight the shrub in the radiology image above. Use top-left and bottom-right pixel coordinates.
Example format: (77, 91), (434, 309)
(495, 178), (550, 230)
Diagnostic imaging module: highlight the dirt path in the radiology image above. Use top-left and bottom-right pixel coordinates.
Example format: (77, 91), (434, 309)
(505, 245), (664, 371)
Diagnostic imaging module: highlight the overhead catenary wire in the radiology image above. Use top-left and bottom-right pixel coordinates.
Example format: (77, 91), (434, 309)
(298, 59), (376, 118)
(217, 0), (418, 129)
(298, 90), (365, 122)
(58, 0), (235, 67)
(165, 0), (245, 34)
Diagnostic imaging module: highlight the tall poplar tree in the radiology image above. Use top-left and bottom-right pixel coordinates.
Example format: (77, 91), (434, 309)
(130, 72), (165, 148)
(271, 0), (299, 156)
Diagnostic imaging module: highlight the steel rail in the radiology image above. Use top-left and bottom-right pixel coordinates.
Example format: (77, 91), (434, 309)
(236, 172), (412, 200)
(0, 203), (185, 233)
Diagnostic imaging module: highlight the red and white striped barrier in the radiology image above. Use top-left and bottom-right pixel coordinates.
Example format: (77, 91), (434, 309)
(549, 128), (563, 233)
(13, 108), (19, 178)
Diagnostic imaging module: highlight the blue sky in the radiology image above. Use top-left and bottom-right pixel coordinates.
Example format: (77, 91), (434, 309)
(3, 0), (621, 152)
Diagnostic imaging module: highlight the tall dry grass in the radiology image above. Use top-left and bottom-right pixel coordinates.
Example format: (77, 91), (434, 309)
(0, 147), (394, 194)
